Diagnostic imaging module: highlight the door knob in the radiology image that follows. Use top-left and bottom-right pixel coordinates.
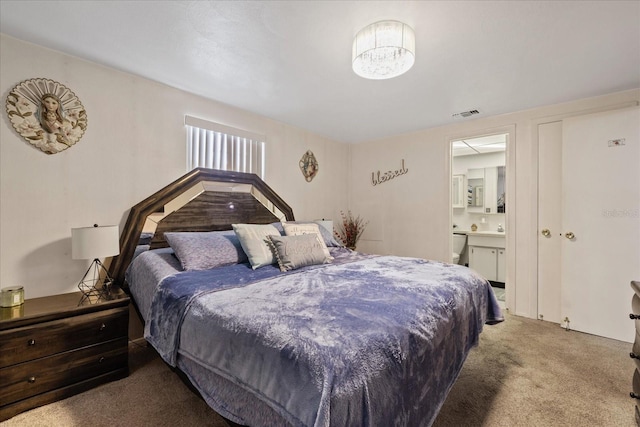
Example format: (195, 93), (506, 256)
(565, 232), (575, 240)
(541, 229), (551, 237)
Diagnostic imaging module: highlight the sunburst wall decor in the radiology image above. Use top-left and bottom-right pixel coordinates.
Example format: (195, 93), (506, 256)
(6, 78), (87, 154)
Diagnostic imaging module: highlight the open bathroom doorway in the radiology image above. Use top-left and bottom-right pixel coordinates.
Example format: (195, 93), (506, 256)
(450, 129), (514, 310)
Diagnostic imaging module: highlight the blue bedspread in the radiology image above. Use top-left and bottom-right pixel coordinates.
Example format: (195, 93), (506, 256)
(144, 250), (503, 426)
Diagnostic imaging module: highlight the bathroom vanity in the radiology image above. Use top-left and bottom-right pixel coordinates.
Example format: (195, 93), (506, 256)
(467, 232), (506, 283)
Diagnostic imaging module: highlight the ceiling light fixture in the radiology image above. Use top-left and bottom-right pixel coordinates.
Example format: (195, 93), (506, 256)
(352, 20), (415, 80)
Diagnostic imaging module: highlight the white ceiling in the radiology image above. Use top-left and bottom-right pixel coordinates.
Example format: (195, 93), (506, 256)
(452, 134), (506, 157)
(1, 1), (638, 144)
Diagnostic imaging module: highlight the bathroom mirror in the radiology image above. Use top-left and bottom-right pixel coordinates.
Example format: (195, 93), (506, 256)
(481, 166), (506, 214)
(464, 166), (505, 214)
(452, 134), (507, 215)
(496, 166), (506, 213)
(467, 168), (485, 212)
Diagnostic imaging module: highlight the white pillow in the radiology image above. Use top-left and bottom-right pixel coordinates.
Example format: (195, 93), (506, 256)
(282, 222), (332, 260)
(232, 223), (281, 269)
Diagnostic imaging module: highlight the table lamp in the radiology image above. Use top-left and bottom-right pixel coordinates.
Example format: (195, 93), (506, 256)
(72, 224), (120, 303)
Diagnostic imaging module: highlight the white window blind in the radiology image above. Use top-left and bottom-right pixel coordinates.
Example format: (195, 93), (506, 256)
(185, 115), (266, 180)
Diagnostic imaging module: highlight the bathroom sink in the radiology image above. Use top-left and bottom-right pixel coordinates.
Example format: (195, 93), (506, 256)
(468, 232), (506, 249)
(454, 230), (506, 237)
(470, 231), (506, 237)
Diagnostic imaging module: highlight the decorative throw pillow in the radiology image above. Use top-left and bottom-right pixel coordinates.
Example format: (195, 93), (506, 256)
(164, 231), (248, 271)
(312, 221), (343, 247)
(281, 221), (342, 247)
(232, 223), (282, 269)
(138, 232), (154, 246)
(282, 223), (333, 260)
(267, 234), (332, 272)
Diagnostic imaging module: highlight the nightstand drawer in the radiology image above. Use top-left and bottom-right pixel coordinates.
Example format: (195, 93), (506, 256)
(0, 337), (127, 406)
(0, 306), (128, 367)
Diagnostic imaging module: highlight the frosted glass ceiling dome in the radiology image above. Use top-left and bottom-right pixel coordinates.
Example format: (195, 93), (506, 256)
(352, 20), (415, 80)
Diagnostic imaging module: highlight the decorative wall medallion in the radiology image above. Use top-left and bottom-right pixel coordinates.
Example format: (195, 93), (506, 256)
(6, 78), (88, 154)
(299, 150), (318, 182)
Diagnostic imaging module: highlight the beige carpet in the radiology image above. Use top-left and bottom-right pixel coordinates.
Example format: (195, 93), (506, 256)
(2, 313), (635, 427)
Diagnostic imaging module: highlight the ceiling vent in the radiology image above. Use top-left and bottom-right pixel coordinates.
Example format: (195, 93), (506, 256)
(453, 109), (480, 118)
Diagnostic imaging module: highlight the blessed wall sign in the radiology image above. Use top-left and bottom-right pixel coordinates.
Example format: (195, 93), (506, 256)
(371, 159), (408, 186)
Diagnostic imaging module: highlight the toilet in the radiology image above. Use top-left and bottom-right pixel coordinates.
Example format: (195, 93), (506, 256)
(452, 234), (467, 265)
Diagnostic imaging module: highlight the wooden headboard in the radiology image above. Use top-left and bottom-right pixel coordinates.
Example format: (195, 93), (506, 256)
(108, 168), (295, 288)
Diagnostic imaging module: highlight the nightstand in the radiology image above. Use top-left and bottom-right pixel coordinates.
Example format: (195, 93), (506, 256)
(0, 288), (129, 421)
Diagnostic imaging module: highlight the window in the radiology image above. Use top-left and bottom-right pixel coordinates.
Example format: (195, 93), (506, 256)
(185, 115), (266, 179)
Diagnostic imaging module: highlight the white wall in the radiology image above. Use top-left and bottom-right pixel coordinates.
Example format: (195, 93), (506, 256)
(2, 33), (639, 320)
(0, 34), (349, 299)
(349, 89), (640, 319)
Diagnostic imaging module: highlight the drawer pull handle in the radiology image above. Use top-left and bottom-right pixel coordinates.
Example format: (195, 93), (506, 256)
(28, 376), (36, 384)
(631, 392), (640, 400)
(630, 314), (640, 320)
(99, 323), (107, 331)
(632, 353), (640, 359)
(28, 339), (35, 346)
(99, 357), (105, 363)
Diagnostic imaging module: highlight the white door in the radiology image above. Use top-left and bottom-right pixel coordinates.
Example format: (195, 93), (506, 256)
(560, 107), (639, 342)
(538, 121), (564, 324)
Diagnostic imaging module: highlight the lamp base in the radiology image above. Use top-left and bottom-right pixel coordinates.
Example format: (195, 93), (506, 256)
(77, 259), (113, 305)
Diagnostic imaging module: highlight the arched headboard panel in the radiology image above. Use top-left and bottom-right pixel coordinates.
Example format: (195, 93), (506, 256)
(108, 168), (295, 288)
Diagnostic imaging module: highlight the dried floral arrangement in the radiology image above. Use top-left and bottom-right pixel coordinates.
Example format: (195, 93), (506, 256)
(334, 210), (368, 249)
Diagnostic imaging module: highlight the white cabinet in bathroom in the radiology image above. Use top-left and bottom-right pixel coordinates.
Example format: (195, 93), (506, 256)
(452, 175), (465, 208)
(497, 248), (506, 283)
(470, 246), (499, 280)
(468, 234), (506, 283)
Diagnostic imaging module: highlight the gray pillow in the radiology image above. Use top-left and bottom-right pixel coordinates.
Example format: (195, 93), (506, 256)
(267, 234), (332, 272)
(164, 231), (247, 271)
(282, 222), (332, 259)
(279, 221), (343, 247)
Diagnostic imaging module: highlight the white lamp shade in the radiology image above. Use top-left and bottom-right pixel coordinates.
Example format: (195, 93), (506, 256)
(72, 225), (120, 260)
(352, 20), (415, 80)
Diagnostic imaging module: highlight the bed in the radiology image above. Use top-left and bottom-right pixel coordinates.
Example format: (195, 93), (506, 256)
(108, 168), (503, 427)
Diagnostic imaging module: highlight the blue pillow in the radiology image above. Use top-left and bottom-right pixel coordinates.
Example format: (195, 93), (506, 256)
(138, 232), (154, 245)
(164, 230), (248, 271)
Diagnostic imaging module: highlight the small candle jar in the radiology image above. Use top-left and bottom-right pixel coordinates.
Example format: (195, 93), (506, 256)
(1, 286), (25, 307)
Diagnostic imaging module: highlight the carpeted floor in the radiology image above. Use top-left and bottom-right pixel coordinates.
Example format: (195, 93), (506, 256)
(433, 313), (634, 426)
(2, 313), (635, 426)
